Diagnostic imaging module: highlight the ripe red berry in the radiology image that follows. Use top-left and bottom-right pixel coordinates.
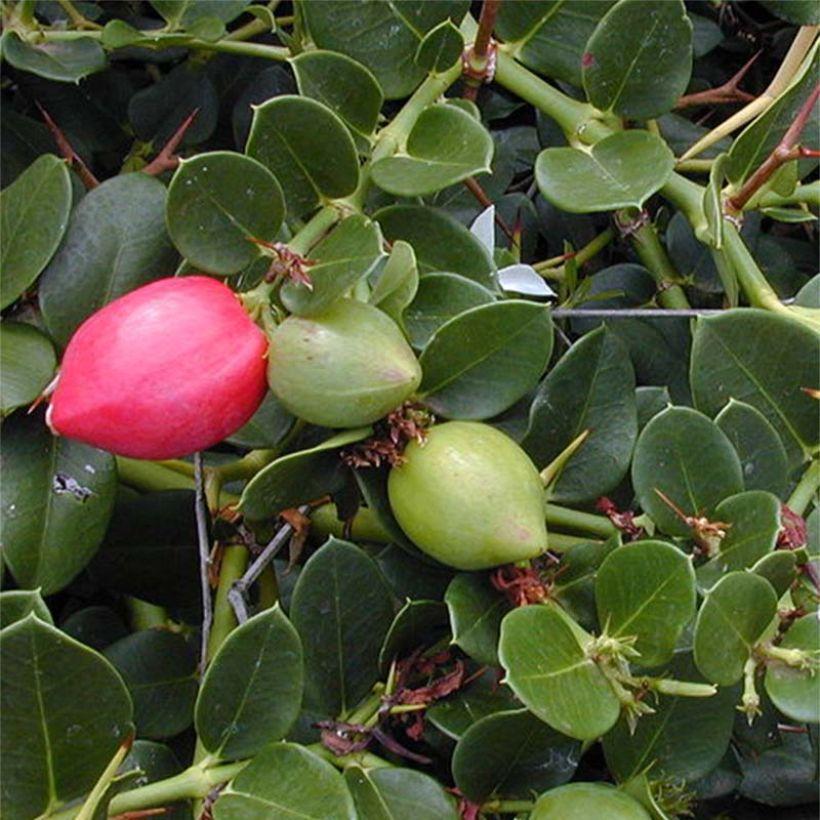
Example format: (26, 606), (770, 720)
(48, 276), (268, 459)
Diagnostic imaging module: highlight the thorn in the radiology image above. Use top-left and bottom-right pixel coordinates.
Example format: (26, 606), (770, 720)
(675, 50), (762, 109)
(36, 102), (100, 189)
(141, 108), (199, 176)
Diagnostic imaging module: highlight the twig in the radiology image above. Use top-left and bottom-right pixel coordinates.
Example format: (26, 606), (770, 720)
(462, 176), (515, 241)
(551, 308), (723, 318)
(36, 102), (99, 189)
(675, 51), (760, 109)
(56, 0), (102, 29)
(462, 0), (501, 101)
(141, 108), (199, 176)
(727, 84), (820, 213)
(194, 452), (213, 672)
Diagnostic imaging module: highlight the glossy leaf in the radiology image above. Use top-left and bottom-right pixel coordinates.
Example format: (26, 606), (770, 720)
(690, 310), (820, 467)
(371, 105), (493, 197)
(523, 326), (637, 504)
(531, 782), (651, 819)
(246, 95), (359, 217)
(240, 428), (369, 521)
(215, 742), (356, 819)
(499, 604), (620, 740)
(752, 551), (798, 599)
(697, 491), (782, 591)
(166, 151), (284, 274)
(758, 0), (820, 24)
(445, 573), (509, 667)
(369, 240), (419, 327)
(582, 0), (693, 119)
(290, 538), (395, 716)
(2, 31), (106, 82)
(631, 406), (744, 537)
(596, 540), (695, 668)
(535, 131), (674, 213)
(0, 616), (133, 820)
(379, 600), (449, 673)
(105, 630), (197, 740)
(281, 215), (383, 316)
(0, 154), (71, 309)
(419, 300), (553, 420)
(764, 614), (820, 723)
(346, 766), (457, 820)
(375, 205), (496, 289)
(195, 605), (303, 759)
(150, 0), (249, 27)
(715, 400), (789, 497)
(453, 708), (580, 802)
(694, 572), (777, 685)
(0, 323), (56, 417)
(0, 589), (53, 630)
(39, 173), (178, 348)
(1, 413), (116, 595)
(415, 20), (464, 73)
(228, 392), (294, 449)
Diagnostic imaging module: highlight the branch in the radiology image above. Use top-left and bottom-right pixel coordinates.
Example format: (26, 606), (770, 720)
(36, 102), (99, 189)
(726, 83), (820, 213)
(141, 108), (199, 176)
(675, 50), (760, 109)
(462, 176), (515, 242)
(462, 0), (501, 101)
(194, 452), (213, 673)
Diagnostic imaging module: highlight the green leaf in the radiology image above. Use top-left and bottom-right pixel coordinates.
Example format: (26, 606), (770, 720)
(215, 742), (356, 819)
(61, 606), (129, 653)
(195, 605), (303, 759)
(166, 151), (285, 275)
(0, 590), (53, 630)
(300, 0), (469, 99)
(290, 538), (395, 716)
(0, 154), (71, 309)
(346, 766), (458, 820)
(715, 400), (790, 497)
(2, 31), (106, 82)
(636, 386), (670, 431)
(414, 19), (464, 74)
(496, 1), (617, 87)
(758, 0), (820, 24)
(379, 600), (449, 673)
(445, 573), (509, 667)
(369, 240), (419, 328)
(1, 413), (116, 595)
(631, 406), (744, 537)
(239, 429), (369, 521)
(453, 708), (580, 802)
(104, 631), (197, 741)
(404, 272), (496, 349)
(523, 326), (637, 504)
(738, 731), (819, 806)
(246, 95), (359, 218)
(603, 652), (737, 783)
(371, 105), (493, 197)
(375, 205), (496, 289)
(535, 131), (674, 213)
(694, 572), (777, 685)
(0, 616), (133, 820)
(499, 604), (620, 740)
(39, 173), (178, 348)
(281, 215), (383, 316)
(582, 0), (693, 119)
(419, 300), (553, 420)
(690, 309), (820, 467)
(291, 51), (384, 150)
(0, 323), (56, 417)
(596, 540), (695, 668)
(764, 614), (820, 723)
(696, 491), (782, 591)
(121, 742), (187, 820)
(531, 782), (651, 819)
(751, 551), (798, 599)
(228, 392), (294, 449)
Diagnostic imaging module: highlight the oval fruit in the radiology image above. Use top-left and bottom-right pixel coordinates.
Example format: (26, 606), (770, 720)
(267, 298), (421, 428)
(387, 421), (548, 570)
(49, 276), (268, 459)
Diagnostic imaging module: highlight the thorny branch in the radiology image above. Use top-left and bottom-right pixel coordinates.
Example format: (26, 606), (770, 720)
(141, 108), (199, 176)
(36, 102), (100, 189)
(675, 51), (760, 109)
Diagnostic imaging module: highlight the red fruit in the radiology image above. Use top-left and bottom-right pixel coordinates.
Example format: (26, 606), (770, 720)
(48, 276), (268, 459)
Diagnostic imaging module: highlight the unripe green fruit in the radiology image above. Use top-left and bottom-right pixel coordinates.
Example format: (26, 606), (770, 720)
(387, 421), (548, 570)
(267, 299), (421, 428)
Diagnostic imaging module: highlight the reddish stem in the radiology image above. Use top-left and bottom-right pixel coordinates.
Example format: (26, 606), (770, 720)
(676, 50), (760, 109)
(141, 108), (199, 176)
(462, 0), (501, 102)
(36, 102), (100, 189)
(462, 176), (515, 242)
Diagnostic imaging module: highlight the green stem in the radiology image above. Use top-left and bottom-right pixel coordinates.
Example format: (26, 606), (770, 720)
(548, 531), (601, 552)
(310, 503), (393, 543)
(739, 656), (761, 724)
(289, 204), (342, 255)
(215, 449), (278, 484)
(722, 223), (788, 314)
(788, 460), (820, 516)
(257, 564), (279, 610)
(125, 597), (167, 631)
(74, 740), (132, 820)
(205, 545), (248, 663)
(758, 180), (820, 208)
(660, 172), (710, 236)
(306, 743), (394, 771)
(16, 0), (36, 25)
(154, 459), (196, 478)
(540, 430), (590, 489)
(480, 799), (536, 814)
(545, 504), (617, 538)
(533, 228), (615, 276)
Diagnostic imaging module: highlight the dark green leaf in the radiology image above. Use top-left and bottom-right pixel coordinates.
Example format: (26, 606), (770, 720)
(1, 412), (116, 595)
(523, 326), (637, 504)
(739, 731), (820, 807)
(0, 616), (133, 820)
(0, 590), (53, 630)
(151, 0), (249, 27)
(346, 765), (457, 820)
(758, 0), (820, 23)
(290, 538), (395, 716)
(531, 782), (651, 819)
(419, 301), (553, 420)
(379, 600), (449, 673)
(2, 31), (106, 82)
(166, 151), (285, 275)
(535, 132), (674, 213)
(246, 96), (359, 218)
(120, 741), (188, 820)
(445, 573), (509, 666)
(0, 154), (71, 309)
(61, 606), (129, 653)
(0, 323), (56, 417)
(39, 173), (178, 348)
(631, 406), (743, 537)
(414, 20), (464, 73)
(764, 614), (820, 723)
(751, 551), (798, 599)
(582, 0), (693, 119)
(227, 392), (294, 449)
(195, 605), (303, 759)
(635, 386), (670, 431)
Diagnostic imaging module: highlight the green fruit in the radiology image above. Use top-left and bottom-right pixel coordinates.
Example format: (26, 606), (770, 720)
(530, 783), (651, 819)
(267, 299), (421, 428)
(387, 421), (548, 570)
